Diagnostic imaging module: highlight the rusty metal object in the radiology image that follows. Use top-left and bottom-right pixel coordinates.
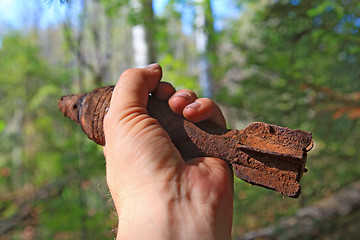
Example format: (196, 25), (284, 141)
(58, 85), (314, 198)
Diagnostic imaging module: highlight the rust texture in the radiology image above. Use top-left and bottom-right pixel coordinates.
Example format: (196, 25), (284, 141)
(58, 86), (314, 198)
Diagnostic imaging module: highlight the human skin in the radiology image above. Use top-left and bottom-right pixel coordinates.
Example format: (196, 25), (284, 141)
(103, 64), (234, 240)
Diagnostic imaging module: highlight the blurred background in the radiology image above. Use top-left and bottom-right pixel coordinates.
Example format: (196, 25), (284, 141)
(0, 0), (359, 239)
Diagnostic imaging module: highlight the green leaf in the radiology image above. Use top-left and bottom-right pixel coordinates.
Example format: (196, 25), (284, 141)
(0, 120), (5, 132)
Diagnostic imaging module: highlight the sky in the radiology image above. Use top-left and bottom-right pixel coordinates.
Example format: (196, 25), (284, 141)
(0, 0), (240, 34)
(0, 0), (68, 29)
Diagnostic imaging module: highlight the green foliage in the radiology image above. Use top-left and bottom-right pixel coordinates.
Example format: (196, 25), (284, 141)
(159, 53), (200, 91)
(155, 2), (201, 92)
(0, 120), (5, 132)
(2, 0), (360, 238)
(100, 0), (128, 16)
(215, 0), (360, 235)
(0, 32), (112, 239)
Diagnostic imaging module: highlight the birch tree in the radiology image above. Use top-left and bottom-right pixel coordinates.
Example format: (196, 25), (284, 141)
(194, 0), (215, 97)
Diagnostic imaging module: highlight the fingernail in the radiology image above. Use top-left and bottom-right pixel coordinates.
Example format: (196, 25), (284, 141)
(185, 101), (201, 110)
(145, 63), (160, 71)
(172, 91), (192, 100)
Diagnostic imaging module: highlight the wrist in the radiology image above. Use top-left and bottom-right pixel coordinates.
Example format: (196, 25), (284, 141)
(115, 195), (231, 240)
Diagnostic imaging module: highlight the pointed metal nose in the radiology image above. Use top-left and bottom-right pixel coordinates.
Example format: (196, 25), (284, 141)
(58, 93), (86, 124)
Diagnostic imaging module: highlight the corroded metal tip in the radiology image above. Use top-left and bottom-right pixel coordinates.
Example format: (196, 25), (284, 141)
(58, 93), (86, 124)
(58, 86), (114, 146)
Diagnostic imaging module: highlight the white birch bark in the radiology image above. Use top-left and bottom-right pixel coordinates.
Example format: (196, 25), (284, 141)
(130, 0), (150, 67)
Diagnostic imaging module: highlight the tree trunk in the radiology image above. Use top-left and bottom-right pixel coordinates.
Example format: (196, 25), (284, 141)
(194, 0), (215, 97)
(131, 0), (156, 67)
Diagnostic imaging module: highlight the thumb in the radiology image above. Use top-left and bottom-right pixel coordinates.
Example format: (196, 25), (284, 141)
(108, 63), (162, 120)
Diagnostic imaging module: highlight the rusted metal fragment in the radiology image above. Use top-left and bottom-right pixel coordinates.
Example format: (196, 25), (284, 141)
(58, 86), (113, 145)
(176, 119), (310, 198)
(58, 86), (314, 198)
(58, 93), (85, 125)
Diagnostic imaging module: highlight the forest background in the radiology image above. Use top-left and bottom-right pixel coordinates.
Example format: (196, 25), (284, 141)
(1, 0), (360, 239)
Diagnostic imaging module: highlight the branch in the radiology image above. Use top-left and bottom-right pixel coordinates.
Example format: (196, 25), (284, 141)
(303, 84), (360, 119)
(61, 3), (98, 80)
(237, 180), (360, 240)
(0, 177), (71, 236)
(43, 0), (68, 5)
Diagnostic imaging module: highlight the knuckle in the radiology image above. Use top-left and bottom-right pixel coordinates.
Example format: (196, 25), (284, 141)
(119, 68), (141, 80)
(199, 98), (215, 109)
(183, 89), (198, 99)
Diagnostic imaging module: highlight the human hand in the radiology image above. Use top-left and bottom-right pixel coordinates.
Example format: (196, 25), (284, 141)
(103, 64), (233, 240)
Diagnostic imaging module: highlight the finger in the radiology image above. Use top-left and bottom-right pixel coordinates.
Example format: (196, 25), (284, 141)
(152, 82), (176, 101)
(168, 89), (198, 115)
(183, 98), (226, 128)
